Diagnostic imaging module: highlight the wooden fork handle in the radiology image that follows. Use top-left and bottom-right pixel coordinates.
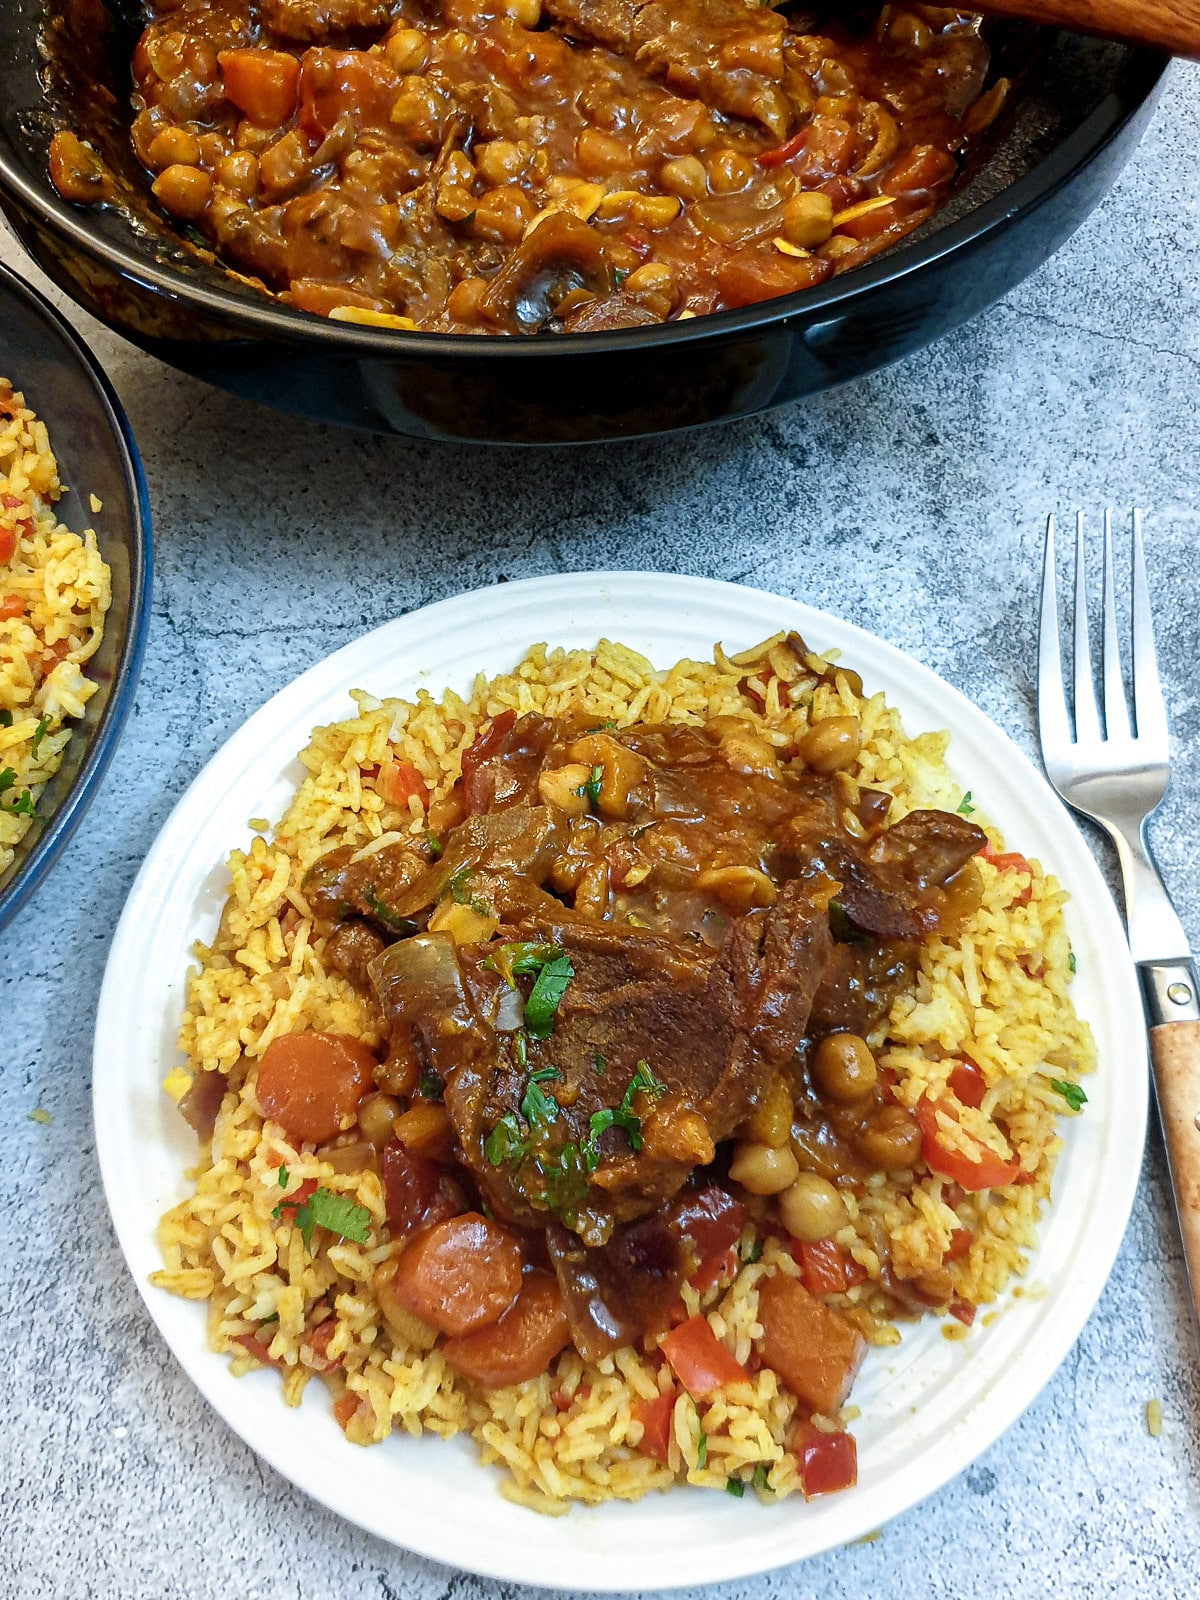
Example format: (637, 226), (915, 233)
(1141, 962), (1200, 1321)
(974, 0), (1200, 58)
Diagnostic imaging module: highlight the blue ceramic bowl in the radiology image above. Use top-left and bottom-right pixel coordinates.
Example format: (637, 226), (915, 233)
(0, 262), (151, 931)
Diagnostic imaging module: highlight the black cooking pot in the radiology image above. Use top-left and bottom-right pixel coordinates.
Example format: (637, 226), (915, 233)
(0, 1), (1167, 444)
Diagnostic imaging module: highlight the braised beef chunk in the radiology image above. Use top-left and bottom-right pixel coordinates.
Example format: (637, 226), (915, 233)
(324, 918), (387, 991)
(541, 0), (793, 136)
(865, 809), (987, 889)
(305, 841), (428, 933)
(461, 713), (558, 817)
(436, 881), (829, 1240)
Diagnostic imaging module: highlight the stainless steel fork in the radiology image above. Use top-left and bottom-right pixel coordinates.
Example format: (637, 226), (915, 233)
(1039, 509), (1200, 1321)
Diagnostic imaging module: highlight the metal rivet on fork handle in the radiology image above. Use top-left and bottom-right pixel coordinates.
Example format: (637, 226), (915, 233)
(1169, 983), (1193, 1006)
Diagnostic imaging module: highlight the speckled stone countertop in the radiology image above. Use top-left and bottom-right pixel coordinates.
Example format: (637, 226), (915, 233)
(4, 59), (1200, 1600)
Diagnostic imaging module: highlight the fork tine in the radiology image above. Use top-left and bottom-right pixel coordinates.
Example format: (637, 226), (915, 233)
(1072, 512), (1102, 745)
(1131, 508), (1170, 753)
(1101, 508), (1132, 741)
(1037, 514), (1071, 752)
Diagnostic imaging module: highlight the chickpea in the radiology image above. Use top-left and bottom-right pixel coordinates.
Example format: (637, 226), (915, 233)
(575, 128), (631, 177)
(471, 185), (535, 244)
(435, 183), (478, 223)
(151, 163), (212, 219)
(780, 191), (835, 249)
(625, 262), (674, 297)
(384, 27), (430, 74)
(744, 1075), (794, 1148)
(705, 148), (754, 194)
(565, 733), (646, 820)
(632, 194), (682, 230)
(358, 1090), (401, 1147)
(695, 863), (777, 911)
(147, 126), (201, 172)
(811, 1033), (877, 1104)
(538, 762), (594, 815)
(196, 131), (228, 169)
(474, 138), (528, 187)
(446, 276), (488, 322)
(215, 150), (259, 201)
(719, 729), (779, 777)
(798, 715), (862, 774)
(856, 1104), (923, 1171)
(778, 1172), (850, 1243)
(887, 9), (933, 49)
(660, 155), (708, 201)
(503, 0), (542, 25)
(729, 1139), (799, 1196)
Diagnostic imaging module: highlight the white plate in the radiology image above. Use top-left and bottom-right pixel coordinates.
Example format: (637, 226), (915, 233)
(93, 573), (1147, 1591)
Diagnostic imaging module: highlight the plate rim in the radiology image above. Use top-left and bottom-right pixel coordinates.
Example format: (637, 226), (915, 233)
(92, 571), (1147, 1590)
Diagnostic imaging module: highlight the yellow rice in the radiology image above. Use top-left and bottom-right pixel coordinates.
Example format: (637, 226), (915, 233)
(152, 633), (1095, 1511)
(0, 378), (111, 879)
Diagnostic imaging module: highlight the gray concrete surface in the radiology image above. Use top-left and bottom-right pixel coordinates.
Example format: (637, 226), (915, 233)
(3, 57), (1200, 1600)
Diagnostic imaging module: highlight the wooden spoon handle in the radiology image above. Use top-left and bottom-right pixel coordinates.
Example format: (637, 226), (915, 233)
(1142, 961), (1200, 1324)
(971, 0), (1200, 58)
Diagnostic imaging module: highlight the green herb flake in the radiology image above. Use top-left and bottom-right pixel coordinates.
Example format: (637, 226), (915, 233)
(362, 885), (417, 935)
(0, 710), (11, 728)
(592, 1051), (606, 1076)
(580, 1108), (616, 1172)
(696, 1429), (707, 1469)
(448, 865), (474, 906)
(297, 1187), (372, 1252)
(520, 1072), (560, 1129)
(258, 1312), (279, 1326)
(425, 830), (443, 859)
(485, 940), (564, 988)
(1049, 1078), (1087, 1113)
(1068, 951), (1077, 974)
(583, 764), (603, 809)
(31, 714), (51, 757)
(725, 1477), (745, 1498)
(957, 791), (975, 817)
(752, 1463), (770, 1492)
(417, 1069), (446, 1100)
(0, 767), (38, 819)
(523, 954), (575, 1039)
(277, 1165), (289, 1189)
(740, 1236), (764, 1265)
(485, 1111), (528, 1167)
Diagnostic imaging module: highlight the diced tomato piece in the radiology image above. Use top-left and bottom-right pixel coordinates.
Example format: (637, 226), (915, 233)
(689, 1245), (738, 1293)
(0, 528), (15, 563)
(677, 1186), (746, 1280)
(882, 144), (956, 195)
(332, 1393), (360, 1430)
(836, 197), (904, 241)
(388, 1212), (522, 1337)
(441, 1270), (571, 1388)
(944, 1227), (974, 1263)
(791, 1238), (869, 1297)
(0, 494), (20, 509)
(218, 48), (301, 127)
(376, 757), (428, 809)
(948, 1058), (986, 1110)
(949, 1299), (976, 1327)
(757, 1272), (866, 1414)
(798, 118), (855, 178)
(981, 847), (1034, 905)
(916, 1096), (1020, 1192)
(0, 594), (22, 619)
(660, 1316), (748, 1398)
(234, 1331), (281, 1366)
(307, 1318), (342, 1372)
(633, 1385), (678, 1462)
(255, 1030), (375, 1143)
(793, 1421), (858, 1499)
(756, 128), (807, 168)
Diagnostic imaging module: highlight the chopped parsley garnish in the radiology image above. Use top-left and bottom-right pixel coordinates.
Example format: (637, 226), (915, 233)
(424, 829), (443, 859)
(620, 1059), (666, 1120)
(277, 1165), (289, 1189)
(361, 885), (416, 935)
(725, 1478), (745, 1498)
(272, 1184), (371, 1252)
(447, 864), (490, 916)
(258, 1312), (279, 1326)
(585, 720), (616, 733)
(752, 1464), (770, 1492)
(520, 1066), (560, 1128)
(592, 1051), (606, 1076)
(484, 1111), (528, 1167)
(612, 268), (629, 288)
(740, 1236), (764, 1264)
(1048, 1078), (1087, 1113)
(1068, 951), (1077, 974)
(513, 1030), (528, 1071)
(696, 1429), (708, 1469)
(523, 955), (575, 1039)
(0, 768), (38, 818)
(485, 940), (564, 988)
(417, 1069), (446, 1100)
(957, 791), (975, 816)
(582, 764), (603, 809)
(31, 714), (50, 757)
(0, 709), (11, 728)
